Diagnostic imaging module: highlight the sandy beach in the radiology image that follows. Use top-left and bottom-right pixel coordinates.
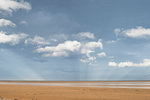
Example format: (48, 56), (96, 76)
(0, 81), (150, 100)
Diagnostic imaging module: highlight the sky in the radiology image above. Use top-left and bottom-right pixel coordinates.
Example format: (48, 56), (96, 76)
(0, 0), (150, 81)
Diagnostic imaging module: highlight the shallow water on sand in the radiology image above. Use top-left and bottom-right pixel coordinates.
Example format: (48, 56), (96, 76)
(0, 81), (150, 89)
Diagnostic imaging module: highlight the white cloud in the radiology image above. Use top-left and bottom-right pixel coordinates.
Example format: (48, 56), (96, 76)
(36, 39), (103, 64)
(80, 58), (89, 63)
(80, 56), (96, 63)
(20, 20), (27, 24)
(109, 56), (114, 59)
(35, 35), (105, 65)
(97, 52), (106, 57)
(50, 38), (57, 42)
(25, 36), (50, 45)
(0, 31), (28, 45)
(108, 62), (117, 67)
(80, 40), (103, 64)
(0, 18), (16, 27)
(42, 51), (68, 57)
(51, 34), (68, 41)
(36, 40), (81, 57)
(106, 40), (116, 44)
(114, 28), (121, 36)
(81, 40), (103, 57)
(108, 59), (150, 67)
(0, 0), (32, 15)
(116, 26), (150, 38)
(77, 32), (95, 39)
(36, 40), (81, 53)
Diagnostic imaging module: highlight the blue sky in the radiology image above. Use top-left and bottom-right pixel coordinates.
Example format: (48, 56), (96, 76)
(0, 0), (150, 80)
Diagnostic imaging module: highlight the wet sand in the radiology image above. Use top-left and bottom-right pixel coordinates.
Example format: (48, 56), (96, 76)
(0, 81), (150, 100)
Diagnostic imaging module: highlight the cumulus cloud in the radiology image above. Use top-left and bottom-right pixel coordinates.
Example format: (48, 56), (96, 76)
(108, 59), (150, 67)
(0, 0), (32, 15)
(0, 31), (28, 45)
(36, 39), (104, 64)
(80, 40), (103, 64)
(0, 18), (16, 27)
(25, 36), (50, 45)
(115, 26), (150, 38)
(81, 40), (103, 57)
(0, 28), (104, 65)
(97, 52), (106, 57)
(80, 56), (96, 63)
(36, 40), (81, 57)
(76, 32), (95, 39)
(34, 33), (104, 64)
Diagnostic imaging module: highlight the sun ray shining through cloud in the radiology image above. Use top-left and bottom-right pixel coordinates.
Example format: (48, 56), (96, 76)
(0, 0), (150, 80)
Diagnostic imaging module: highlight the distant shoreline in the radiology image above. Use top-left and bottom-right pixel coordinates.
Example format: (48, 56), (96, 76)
(0, 80), (150, 83)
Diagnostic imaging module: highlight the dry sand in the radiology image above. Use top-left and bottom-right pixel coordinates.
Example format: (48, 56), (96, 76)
(0, 82), (150, 100)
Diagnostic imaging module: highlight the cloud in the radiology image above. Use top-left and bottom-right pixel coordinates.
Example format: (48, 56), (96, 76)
(80, 56), (96, 63)
(76, 32), (95, 39)
(81, 40), (103, 57)
(51, 34), (68, 41)
(106, 40), (116, 44)
(25, 36), (50, 45)
(35, 36), (104, 64)
(115, 26), (150, 38)
(108, 59), (150, 67)
(97, 52), (106, 57)
(80, 40), (103, 64)
(36, 40), (81, 57)
(109, 56), (115, 60)
(42, 51), (69, 57)
(0, 0), (32, 15)
(0, 18), (16, 27)
(106, 38), (120, 44)
(36, 39), (103, 61)
(0, 31), (28, 45)
(20, 20), (27, 24)
(114, 28), (121, 36)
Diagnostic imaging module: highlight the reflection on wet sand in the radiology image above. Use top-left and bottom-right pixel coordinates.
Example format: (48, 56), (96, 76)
(0, 81), (150, 89)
